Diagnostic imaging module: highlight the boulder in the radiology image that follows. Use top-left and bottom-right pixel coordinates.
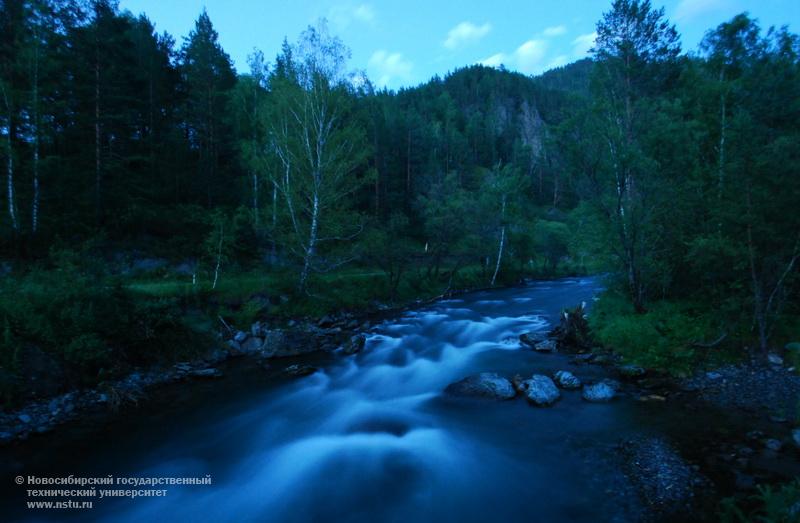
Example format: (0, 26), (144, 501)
(533, 339), (557, 352)
(240, 336), (263, 353)
(553, 370), (582, 389)
(520, 375), (560, 406)
(792, 428), (800, 448)
(233, 331), (248, 343)
(251, 321), (267, 338)
(342, 334), (366, 355)
(519, 332), (546, 347)
(764, 439), (783, 452)
(226, 339), (242, 353)
(582, 381), (616, 402)
(260, 329), (320, 358)
(444, 373), (516, 400)
(18, 413), (32, 424)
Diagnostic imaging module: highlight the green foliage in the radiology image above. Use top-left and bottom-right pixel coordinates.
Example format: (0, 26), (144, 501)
(535, 220), (570, 271)
(63, 334), (110, 379)
(0, 250), (211, 397)
(720, 480), (800, 523)
(589, 292), (715, 375)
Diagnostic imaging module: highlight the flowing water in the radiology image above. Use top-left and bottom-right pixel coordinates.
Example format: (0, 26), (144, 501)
(4, 277), (678, 522)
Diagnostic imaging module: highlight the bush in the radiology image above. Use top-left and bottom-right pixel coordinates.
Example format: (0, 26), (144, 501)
(589, 293), (716, 375)
(720, 479), (800, 522)
(0, 252), (211, 401)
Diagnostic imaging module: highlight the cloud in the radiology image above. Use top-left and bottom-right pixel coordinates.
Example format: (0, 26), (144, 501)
(479, 53), (507, 67)
(546, 55), (570, 69)
(674, 0), (729, 21)
(479, 40), (551, 74)
(572, 32), (597, 58)
(368, 50), (413, 88)
(514, 39), (549, 73)
(328, 3), (375, 31)
(352, 4), (375, 22)
(444, 22), (492, 50)
(543, 25), (567, 37)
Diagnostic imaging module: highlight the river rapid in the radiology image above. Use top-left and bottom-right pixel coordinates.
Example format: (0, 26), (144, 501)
(5, 277), (693, 522)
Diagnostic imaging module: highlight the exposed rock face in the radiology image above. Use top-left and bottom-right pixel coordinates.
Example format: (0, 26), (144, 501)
(445, 373), (516, 400)
(553, 370), (581, 389)
(519, 375), (561, 406)
(582, 381), (616, 402)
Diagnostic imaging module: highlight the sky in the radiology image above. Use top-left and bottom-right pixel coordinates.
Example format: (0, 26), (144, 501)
(117, 0), (800, 89)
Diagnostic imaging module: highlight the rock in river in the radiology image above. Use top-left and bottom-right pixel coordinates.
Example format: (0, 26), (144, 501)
(445, 373), (516, 400)
(582, 381), (616, 402)
(533, 339), (557, 352)
(553, 370), (581, 389)
(284, 364), (318, 378)
(342, 334), (366, 355)
(519, 375), (560, 406)
(519, 332), (545, 347)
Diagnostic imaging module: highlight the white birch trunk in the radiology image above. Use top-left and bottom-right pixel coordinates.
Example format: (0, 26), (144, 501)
(212, 222), (224, 290)
(491, 196), (507, 286)
(1, 85), (17, 232)
(299, 191), (319, 292)
(6, 132), (17, 232)
(32, 32), (40, 234)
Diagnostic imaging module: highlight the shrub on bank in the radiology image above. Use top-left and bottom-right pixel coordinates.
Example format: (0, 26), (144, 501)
(0, 257), (210, 406)
(588, 293), (718, 375)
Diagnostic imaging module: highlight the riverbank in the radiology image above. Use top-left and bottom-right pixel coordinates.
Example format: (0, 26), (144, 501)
(4, 277), (799, 522)
(0, 273), (558, 445)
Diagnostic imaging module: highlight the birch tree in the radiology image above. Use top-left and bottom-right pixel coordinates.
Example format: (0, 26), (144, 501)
(265, 21), (369, 292)
(482, 163), (526, 286)
(589, 0), (680, 311)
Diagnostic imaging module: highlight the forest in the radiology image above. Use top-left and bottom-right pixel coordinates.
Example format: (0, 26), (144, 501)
(0, 0), (798, 392)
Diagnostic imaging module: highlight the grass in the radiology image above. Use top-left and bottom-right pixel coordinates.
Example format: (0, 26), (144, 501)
(588, 291), (742, 376)
(126, 261), (592, 327)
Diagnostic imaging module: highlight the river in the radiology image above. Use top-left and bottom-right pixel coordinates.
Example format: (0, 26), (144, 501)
(4, 277), (703, 522)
